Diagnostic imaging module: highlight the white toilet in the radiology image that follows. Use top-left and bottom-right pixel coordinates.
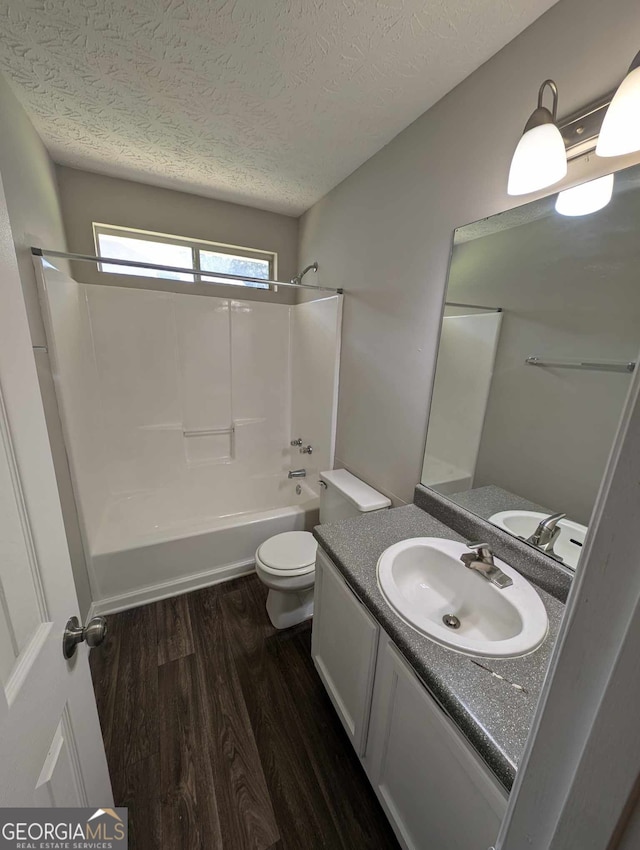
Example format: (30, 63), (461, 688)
(255, 469), (391, 629)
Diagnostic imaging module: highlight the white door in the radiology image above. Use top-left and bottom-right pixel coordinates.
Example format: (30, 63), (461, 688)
(0, 175), (112, 806)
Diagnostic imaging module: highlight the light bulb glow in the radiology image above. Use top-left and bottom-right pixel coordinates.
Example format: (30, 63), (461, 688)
(596, 66), (640, 157)
(555, 174), (614, 217)
(508, 123), (567, 196)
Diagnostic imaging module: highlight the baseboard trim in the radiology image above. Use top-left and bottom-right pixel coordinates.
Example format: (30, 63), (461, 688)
(87, 559), (256, 617)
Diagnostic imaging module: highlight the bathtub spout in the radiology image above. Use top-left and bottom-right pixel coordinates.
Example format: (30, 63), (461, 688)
(288, 469), (306, 479)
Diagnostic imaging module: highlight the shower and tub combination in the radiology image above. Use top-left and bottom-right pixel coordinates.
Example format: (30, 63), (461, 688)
(34, 250), (343, 613)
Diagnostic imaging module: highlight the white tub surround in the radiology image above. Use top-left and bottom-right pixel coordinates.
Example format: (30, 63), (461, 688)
(423, 310), (502, 494)
(35, 257), (342, 612)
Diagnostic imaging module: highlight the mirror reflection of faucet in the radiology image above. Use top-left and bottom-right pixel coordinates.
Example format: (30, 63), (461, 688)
(524, 512), (566, 561)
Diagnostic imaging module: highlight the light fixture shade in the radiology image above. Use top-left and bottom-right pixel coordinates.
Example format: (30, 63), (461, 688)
(555, 173), (614, 216)
(507, 122), (568, 196)
(596, 63), (640, 157)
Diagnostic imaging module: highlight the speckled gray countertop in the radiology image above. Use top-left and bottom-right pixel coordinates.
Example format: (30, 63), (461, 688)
(313, 504), (565, 792)
(446, 484), (550, 521)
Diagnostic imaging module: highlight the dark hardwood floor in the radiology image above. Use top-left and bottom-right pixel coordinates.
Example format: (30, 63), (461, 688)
(89, 574), (401, 850)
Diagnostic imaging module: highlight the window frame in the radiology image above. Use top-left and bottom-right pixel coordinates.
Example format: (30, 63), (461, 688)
(92, 222), (277, 289)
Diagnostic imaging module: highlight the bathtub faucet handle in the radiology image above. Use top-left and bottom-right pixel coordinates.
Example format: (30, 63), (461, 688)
(290, 438), (303, 447)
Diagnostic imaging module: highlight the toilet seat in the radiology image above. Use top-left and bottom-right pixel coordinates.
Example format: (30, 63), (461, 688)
(256, 531), (317, 577)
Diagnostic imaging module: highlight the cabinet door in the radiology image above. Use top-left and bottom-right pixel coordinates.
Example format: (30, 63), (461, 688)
(311, 548), (379, 756)
(366, 635), (507, 850)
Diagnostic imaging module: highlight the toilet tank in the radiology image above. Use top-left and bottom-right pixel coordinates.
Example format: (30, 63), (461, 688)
(319, 469), (391, 523)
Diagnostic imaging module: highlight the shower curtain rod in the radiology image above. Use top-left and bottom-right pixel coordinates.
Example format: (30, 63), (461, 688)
(445, 301), (502, 313)
(31, 248), (344, 295)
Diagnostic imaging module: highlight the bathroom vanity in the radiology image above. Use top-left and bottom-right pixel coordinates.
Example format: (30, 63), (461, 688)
(311, 502), (566, 850)
(313, 547), (507, 850)
(309, 159), (640, 849)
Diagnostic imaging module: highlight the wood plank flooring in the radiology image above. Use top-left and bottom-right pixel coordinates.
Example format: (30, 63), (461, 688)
(89, 575), (401, 850)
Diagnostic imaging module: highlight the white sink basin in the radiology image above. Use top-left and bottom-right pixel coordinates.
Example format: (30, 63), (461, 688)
(377, 538), (548, 658)
(489, 510), (586, 570)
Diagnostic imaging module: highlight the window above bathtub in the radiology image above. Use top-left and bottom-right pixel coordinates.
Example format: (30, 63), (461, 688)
(93, 223), (276, 289)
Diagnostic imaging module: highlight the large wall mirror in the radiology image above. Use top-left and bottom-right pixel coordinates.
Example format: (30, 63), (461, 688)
(422, 161), (640, 572)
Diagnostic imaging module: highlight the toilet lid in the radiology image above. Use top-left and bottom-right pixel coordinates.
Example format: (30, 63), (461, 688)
(258, 531), (317, 571)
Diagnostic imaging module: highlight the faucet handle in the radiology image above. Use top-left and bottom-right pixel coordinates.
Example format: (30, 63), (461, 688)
(525, 512), (566, 558)
(540, 512), (566, 530)
(290, 437), (303, 447)
(466, 542), (494, 563)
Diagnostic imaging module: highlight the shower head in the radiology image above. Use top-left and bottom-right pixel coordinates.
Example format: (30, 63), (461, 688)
(291, 261), (318, 286)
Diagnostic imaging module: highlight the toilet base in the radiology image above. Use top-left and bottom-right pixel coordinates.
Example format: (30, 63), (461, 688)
(266, 587), (314, 629)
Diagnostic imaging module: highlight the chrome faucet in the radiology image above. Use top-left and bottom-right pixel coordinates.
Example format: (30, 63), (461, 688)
(524, 512), (566, 561)
(460, 543), (513, 589)
(288, 469), (306, 479)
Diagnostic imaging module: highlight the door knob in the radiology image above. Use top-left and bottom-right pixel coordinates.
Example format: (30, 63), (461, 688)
(63, 615), (108, 659)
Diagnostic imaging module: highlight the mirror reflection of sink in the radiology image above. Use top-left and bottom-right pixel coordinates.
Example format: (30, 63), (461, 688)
(489, 510), (587, 570)
(377, 538), (548, 658)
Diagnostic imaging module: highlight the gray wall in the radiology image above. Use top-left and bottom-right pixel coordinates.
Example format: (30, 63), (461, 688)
(0, 73), (93, 617)
(56, 166), (300, 292)
(298, 0), (640, 506)
(447, 183), (640, 524)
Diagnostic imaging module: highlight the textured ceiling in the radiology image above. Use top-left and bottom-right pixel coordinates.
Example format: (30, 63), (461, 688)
(0, 0), (559, 216)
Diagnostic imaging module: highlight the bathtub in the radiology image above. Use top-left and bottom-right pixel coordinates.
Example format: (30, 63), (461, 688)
(88, 475), (319, 613)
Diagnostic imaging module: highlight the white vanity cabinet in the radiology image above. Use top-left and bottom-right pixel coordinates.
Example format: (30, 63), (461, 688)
(312, 547), (508, 850)
(365, 634), (507, 850)
(311, 547), (380, 755)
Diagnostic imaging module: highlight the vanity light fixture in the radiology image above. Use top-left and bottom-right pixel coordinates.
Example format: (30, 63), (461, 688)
(508, 80), (567, 196)
(596, 50), (640, 157)
(555, 173), (615, 216)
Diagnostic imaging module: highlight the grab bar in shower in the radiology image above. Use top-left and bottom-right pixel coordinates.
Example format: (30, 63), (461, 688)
(183, 426), (235, 437)
(184, 425), (236, 461)
(525, 356), (636, 373)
